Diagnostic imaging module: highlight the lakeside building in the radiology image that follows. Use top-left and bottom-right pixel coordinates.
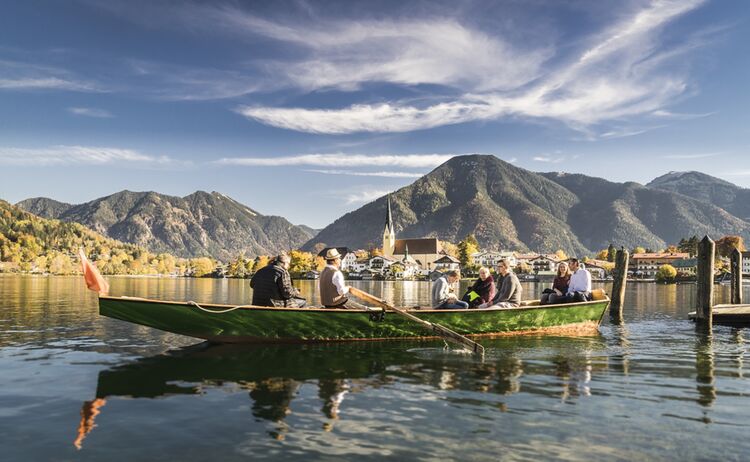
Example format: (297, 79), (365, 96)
(316, 247), (356, 271)
(630, 252), (690, 278)
(583, 261), (608, 279)
(434, 255), (460, 272)
(528, 255), (561, 275)
(382, 196), (443, 271)
(672, 258), (697, 277)
(471, 251), (517, 268)
(743, 251), (750, 276)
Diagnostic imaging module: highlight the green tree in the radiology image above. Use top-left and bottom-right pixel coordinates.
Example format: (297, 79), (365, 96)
(607, 243), (616, 262)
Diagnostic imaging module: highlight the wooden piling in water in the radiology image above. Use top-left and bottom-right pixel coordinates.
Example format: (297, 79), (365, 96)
(731, 248), (743, 305)
(696, 236), (715, 327)
(610, 248), (629, 318)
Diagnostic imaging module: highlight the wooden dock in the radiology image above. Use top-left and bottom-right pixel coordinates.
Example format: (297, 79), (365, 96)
(689, 305), (750, 327)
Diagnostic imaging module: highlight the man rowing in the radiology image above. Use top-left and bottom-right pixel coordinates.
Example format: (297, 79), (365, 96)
(319, 248), (367, 309)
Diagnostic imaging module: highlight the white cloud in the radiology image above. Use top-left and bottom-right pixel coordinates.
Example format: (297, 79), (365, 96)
(0, 145), (173, 166)
(235, 0), (707, 135)
(68, 107), (114, 118)
(344, 189), (393, 205)
(306, 169), (423, 178)
(662, 152), (723, 159)
(0, 77), (100, 92)
(215, 153), (454, 168)
(205, 9), (551, 93)
(533, 156), (565, 164)
(0, 59), (104, 92)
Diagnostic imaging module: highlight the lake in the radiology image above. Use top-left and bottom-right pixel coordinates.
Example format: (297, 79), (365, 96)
(1, 275), (749, 461)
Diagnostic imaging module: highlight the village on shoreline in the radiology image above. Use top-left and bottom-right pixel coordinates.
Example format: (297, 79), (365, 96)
(3, 195), (748, 284)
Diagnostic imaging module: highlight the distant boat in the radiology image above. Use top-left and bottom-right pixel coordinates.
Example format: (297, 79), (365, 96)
(97, 290), (610, 343)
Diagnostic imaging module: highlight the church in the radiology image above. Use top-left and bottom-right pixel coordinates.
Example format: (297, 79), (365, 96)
(381, 196), (444, 271)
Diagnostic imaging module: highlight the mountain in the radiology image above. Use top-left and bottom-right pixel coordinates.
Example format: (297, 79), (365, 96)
(540, 172), (749, 251)
(647, 171), (750, 221)
(297, 225), (320, 238)
(305, 155), (590, 254)
(304, 155), (750, 255)
(16, 197), (73, 219)
(16, 191), (312, 260)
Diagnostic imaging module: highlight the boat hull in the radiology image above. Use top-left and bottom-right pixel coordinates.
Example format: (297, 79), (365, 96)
(99, 295), (610, 343)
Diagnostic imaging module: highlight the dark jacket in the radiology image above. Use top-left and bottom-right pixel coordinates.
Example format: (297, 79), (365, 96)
(470, 275), (496, 304)
(552, 275), (570, 293)
(250, 261), (298, 306)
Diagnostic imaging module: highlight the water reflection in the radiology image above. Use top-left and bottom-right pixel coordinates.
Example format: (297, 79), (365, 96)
(76, 337), (607, 448)
(694, 333), (716, 409)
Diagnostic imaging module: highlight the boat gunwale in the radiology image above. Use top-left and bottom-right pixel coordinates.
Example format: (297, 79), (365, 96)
(99, 294), (610, 315)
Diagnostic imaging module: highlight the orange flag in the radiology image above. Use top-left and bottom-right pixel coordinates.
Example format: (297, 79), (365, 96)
(79, 248), (109, 295)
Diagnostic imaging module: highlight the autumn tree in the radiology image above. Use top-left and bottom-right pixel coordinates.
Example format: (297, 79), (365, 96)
(655, 264), (677, 283)
(289, 250), (314, 275)
(458, 234), (479, 268)
(715, 235), (745, 258)
(555, 249), (568, 261)
(440, 241), (459, 258)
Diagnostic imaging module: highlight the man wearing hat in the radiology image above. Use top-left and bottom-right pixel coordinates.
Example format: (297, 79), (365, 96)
(319, 248), (367, 309)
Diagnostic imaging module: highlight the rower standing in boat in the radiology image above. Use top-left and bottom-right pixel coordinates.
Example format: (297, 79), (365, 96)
(319, 248), (368, 309)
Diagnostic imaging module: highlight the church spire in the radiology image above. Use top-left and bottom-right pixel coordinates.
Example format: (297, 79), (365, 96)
(384, 194), (394, 234)
(383, 195), (396, 258)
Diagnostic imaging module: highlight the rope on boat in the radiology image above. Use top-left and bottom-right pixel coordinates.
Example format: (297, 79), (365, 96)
(186, 300), (253, 314)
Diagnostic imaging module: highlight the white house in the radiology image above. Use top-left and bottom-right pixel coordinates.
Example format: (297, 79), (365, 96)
(317, 247), (356, 271)
(433, 255), (460, 272)
(471, 251), (517, 268)
(743, 251), (750, 276)
(369, 255), (396, 274)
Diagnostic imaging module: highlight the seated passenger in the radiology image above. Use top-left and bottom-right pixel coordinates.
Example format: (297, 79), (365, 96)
(541, 262), (571, 305)
(561, 259), (592, 303)
(462, 266), (495, 308)
(432, 270), (469, 309)
(250, 254), (307, 307)
(483, 259), (522, 308)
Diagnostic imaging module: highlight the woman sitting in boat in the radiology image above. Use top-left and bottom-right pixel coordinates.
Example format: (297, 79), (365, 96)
(432, 270), (469, 309)
(540, 262), (571, 305)
(461, 266), (495, 308)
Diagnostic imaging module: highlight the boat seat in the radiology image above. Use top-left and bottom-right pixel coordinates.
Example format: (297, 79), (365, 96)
(590, 288), (606, 301)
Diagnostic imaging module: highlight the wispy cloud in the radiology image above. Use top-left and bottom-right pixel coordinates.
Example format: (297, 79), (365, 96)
(662, 152), (723, 159)
(215, 153), (454, 168)
(533, 156), (565, 164)
(306, 169), (423, 178)
(0, 145), (173, 166)
(344, 189), (394, 205)
(234, 0), (707, 135)
(68, 107), (114, 118)
(0, 59), (104, 92)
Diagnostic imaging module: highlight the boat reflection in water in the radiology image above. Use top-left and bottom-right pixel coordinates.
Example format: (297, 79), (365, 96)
(75, 336), (607, 448)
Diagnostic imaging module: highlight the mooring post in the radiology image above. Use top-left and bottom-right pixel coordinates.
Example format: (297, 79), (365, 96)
(696, 236), (715, 327)
(731, 248), (743, 305)
(610, 247), (629, 318)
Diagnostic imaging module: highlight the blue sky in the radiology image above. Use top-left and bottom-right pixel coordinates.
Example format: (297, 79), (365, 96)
(1, 0), (749, 228)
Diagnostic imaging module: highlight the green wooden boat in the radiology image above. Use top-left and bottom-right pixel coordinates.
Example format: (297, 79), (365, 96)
(98, 290), (610, 343)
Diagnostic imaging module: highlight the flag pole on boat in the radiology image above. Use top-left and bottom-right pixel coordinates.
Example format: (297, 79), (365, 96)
(348, 287), (485, 357)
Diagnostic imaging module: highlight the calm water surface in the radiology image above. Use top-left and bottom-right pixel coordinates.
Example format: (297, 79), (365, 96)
(1, 275), (749, 461)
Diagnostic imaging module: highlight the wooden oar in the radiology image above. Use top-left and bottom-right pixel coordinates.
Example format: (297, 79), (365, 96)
(348, 287), (485, 356)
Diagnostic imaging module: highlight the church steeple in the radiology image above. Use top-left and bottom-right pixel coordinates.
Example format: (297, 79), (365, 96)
(383, 195), (396, 257)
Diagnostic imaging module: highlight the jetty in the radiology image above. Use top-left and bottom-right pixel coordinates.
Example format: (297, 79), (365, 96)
(689, 241), (748, 327)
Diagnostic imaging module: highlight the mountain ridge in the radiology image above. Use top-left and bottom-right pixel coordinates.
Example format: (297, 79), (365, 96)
(17, 190), (313, 260)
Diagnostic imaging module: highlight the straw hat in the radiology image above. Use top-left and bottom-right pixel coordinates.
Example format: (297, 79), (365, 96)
(325, 248), (342, 260)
